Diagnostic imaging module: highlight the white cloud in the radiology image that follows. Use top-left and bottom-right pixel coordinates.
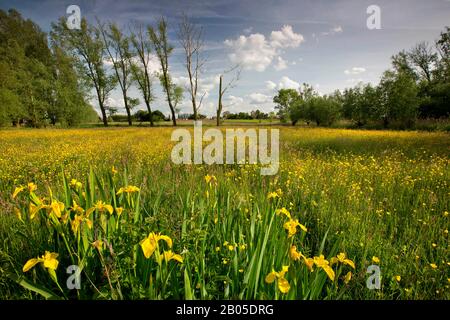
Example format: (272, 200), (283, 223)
(248, 93), (271, 104)
(265, 80), (277, 90)
(321, 25), (343, 36)
(274, 56), (288, 71)
(270, 25), (304, 48)
(243, 27), (253, 34)
(225, 95), (245, 108)
(278, 76), (300, 90)
(344, 67), (366, 75)
(104, 97), (121, 109)
(224, 25), (303, 72)
(173, 75), (218, 98)
(130, 54), (161, 75)
(224, 33), (276, 72)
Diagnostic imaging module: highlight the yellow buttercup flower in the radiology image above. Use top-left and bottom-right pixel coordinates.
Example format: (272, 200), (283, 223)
(372, 256), (380, 264)
(430, 263), (437, 269)
(140, 232), (173, 259)
(23, 251), (59, 272)
(394, 275), (401, 282)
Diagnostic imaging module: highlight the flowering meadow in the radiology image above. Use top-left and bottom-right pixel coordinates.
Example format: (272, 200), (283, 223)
(0, 127), (449, 299)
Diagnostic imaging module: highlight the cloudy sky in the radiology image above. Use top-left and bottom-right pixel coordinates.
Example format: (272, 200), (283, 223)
(1, 0), (449, 116)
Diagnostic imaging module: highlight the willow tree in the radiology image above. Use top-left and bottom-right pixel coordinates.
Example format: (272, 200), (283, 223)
(51, 17), (115, 126)
(130, 23), (156, 126)
(99, 21), (134, 126)
(148, 17), (181, 126)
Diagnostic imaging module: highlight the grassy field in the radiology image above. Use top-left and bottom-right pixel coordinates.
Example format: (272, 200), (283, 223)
(0, 126), (449, 299)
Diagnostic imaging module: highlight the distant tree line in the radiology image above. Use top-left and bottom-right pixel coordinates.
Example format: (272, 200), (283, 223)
(223, 110), (274, 120)
(274, 27), (450, 129)
(1, 8), (448, 129)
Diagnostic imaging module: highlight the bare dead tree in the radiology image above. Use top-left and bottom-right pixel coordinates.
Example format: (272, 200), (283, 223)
(216, 65), (241, 126)
(178, 14), (206, 121)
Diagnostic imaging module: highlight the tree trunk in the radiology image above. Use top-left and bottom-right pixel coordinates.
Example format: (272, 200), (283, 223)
(99, 102), (108, 127)
(95, 86), (108, 126)
(216, 75), (223, 126)
(145, 101), (154, 127)
(170, 108), (177, 126)
(123, 92), (132, 126)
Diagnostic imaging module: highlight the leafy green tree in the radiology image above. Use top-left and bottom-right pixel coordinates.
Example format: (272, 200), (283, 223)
(99, 21), (134, 126)
(148, 17), (179, 126)
(307, 95), (342, 126)
(51, 17), (116, 126)
(273, 88), (300, 124)
(130, 23), (156, 126)
(377, 70), (419, 128)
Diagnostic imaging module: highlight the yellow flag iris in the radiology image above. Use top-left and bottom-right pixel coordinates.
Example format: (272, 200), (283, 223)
(23, 251), (59, 272)
(140, 232), (173, 259)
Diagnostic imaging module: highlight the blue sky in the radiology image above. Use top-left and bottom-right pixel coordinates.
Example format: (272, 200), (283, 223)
(1, 0), (449, 116)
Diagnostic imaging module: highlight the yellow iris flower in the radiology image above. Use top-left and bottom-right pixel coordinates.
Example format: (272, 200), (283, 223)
(116, 185), (140, 195)
(313, 255), (335, 281)
(204, 174), (217, 186)
(289, 245), (303, 261)
(275, 207), (291, 219)
(23, 251), (59, 272)
(330, 252), (356, 269)
(344, 271), (352, 284)
(86, 200), (113, 216)
(12, 186), (25, 199)
(140, 232), (173, 259)
(283, 219), (307, 237)
(159, 250), (183, 264)
(265, 265), (290, 294)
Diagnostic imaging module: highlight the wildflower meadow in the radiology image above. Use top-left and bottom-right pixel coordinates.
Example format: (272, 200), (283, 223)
(0, 127), (448, 300)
